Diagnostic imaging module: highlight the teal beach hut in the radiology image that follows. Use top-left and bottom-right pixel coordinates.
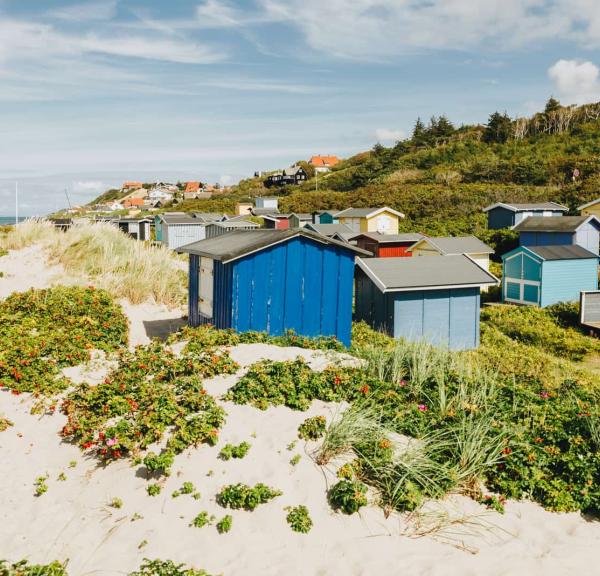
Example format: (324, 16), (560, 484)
(502, 245), (599, 307)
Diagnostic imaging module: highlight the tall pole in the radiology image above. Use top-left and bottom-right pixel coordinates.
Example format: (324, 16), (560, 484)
(15, 182), (18, 226)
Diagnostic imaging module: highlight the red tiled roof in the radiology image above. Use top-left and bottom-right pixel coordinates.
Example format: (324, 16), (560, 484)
(185, 181), (202, 193)
(123, 197), (144, 207)
(123, 181), (143, 189)
(310, 155), (340, 168)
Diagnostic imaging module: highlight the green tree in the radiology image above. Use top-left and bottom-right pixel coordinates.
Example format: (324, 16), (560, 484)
(484, 111), (512, 143)
(545, 97), (561, 114)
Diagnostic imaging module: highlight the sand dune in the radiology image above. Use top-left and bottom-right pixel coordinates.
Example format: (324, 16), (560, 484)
(1, 245), (600, 575)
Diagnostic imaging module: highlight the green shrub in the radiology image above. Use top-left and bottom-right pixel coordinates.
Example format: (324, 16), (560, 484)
(285, 505), (313, 533)
(34, 475), (49, 497)
(218, 441), (251, 460)
(0, 559), (68, 576)
(0, 286), (128, 395)
(0, 416), (13, 432)
(328, 480), (368, 514)
(297, 416), (326, 441)
(61, 342), (234, 462)
(217, 483), (282, 511)
(216, 515), (232, 534)
(143, 451), (175, 477)
(146, 483), (161, 497)
(189, 511), (214, 529)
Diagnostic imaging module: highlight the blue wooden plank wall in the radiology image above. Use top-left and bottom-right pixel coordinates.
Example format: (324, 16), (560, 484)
(392, 288), (480, 350)
(520, 231), (574, 248)
(229, 237), (354, 346)
(540, 259), (599, 307)
(487, 207), (515, 230)
(354, 270), (390, 334)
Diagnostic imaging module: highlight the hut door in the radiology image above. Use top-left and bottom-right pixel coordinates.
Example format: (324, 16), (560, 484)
(199, 258), (214, 317)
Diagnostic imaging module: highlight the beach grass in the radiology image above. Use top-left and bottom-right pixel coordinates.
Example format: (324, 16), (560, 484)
(0, 219), (186, 306)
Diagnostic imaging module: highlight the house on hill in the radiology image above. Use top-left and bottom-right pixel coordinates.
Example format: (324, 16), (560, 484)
(255, 197), (279, 211)
(122, 197), (145, 209)
(310, 155), (340, 173)
(265, 166), (308, 187)
(176, 229), (370, 346)
(354, 255), (498, 350)
(336, 207), (405, 235)
(514, 215), (600, 255)
(122, 181), (143, 190)
(483, 202), (568, 229)
(408, 236), (494, 272)
(312, 210), (340, 224)
(579, 197), (600, 219)
(502, 245), (599, 307)
(351, 232), (424, 257)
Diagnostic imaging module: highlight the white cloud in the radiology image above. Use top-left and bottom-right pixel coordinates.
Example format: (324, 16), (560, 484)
(196, 0), (241, 27)
(260, 0), (600, 60)
(374, 128), (405, 143)
(48, 0), (118, 22)
(71, 180), (106, 194)
(548, 59), (600, 104)
(0, 18), (226, 66)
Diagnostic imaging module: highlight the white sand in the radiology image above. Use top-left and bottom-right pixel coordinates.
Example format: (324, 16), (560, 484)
(1, 245), (600, 575)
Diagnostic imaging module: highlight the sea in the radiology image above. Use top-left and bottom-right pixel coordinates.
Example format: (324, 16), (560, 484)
(0, 216), (28, 226)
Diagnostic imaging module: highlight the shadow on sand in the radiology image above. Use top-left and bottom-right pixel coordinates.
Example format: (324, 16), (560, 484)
(142, 317), (187, 342)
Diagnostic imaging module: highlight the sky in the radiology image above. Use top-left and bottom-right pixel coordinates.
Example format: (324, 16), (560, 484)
(2, 0), (600, 215)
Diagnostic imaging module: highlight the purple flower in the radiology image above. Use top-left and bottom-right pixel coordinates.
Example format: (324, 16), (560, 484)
(417, 404), (428, 412)
(106, 438), (117, 447)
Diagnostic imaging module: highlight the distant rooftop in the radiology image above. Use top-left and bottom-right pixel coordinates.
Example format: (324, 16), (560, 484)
(483, 201), (568, 213)
(523, 245), (599, 261)
(514, 215), (599, 232)
(411, 235), (494, 255)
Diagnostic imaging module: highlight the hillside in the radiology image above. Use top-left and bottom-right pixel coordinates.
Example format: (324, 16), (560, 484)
(228, 98), (600, 236)
(84, 98), (600, 240)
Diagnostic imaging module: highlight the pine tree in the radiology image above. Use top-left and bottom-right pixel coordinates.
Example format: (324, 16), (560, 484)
(484, 111), (512, 143)
(545, 97), (561, 114)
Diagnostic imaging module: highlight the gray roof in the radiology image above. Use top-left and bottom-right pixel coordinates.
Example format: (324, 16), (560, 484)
(161, 214), (202, 225)
(578, 197), (600, 210)
(304, 223), (354, 237)
(357, 255), (498, 292)
(350, 232), (425, 243)
(207, 220), (259, 229)
(176, 229), (371, 262)
(513, 215), (599, 232)
(483, 201), (568, 212)
(411, 236), (494, 255)
(191, 212), (227, 223)
(252, 208), (280, 216)
(525, 245), (599, 261)
(283, 165), (304, 176)
(336, 206), (405, 218)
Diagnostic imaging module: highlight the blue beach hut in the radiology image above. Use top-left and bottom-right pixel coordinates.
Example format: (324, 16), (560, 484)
(482, 202), (567, 229)
(501, 245), (599, 307)
(354, 255), (498, 350)
(177, 229), (370, 346)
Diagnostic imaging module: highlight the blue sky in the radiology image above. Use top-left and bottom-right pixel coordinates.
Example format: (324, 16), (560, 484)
(1, 0), (600, 215)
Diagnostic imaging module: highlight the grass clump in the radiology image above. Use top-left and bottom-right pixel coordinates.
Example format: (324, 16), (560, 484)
(298, 416), (326, 441)
(289, 454), (301, 466)
(0, 220), (187, 306)
(285, 505), (313, 533)
(109, 497), (123, 509)
(172, 482), (200, 499)
(217, 483), (282, 511)
(218, 441), (251, 460)
(216, 515), (232, 534)
(0, 286), (128, 396)
(61, 342), (236, 462)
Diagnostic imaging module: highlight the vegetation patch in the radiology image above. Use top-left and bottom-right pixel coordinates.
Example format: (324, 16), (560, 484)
(0, 286), (128, 396)
(328, 480), (368, 515)
(0, 415), (13, 432)
(285, 505), (313, 533)
(0, 559), (68, 576)
(190, 511), (214, 529)
(218, 441), (251, 460)
(216, 515), (232, 534)
(223, 358), (384, 411)
(60, 341), (236, 463)
(128, 558), (216, 576)
(297, 416), (327, 441)
(217, 483), (282, 511)
(174, 324), (345, 353)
